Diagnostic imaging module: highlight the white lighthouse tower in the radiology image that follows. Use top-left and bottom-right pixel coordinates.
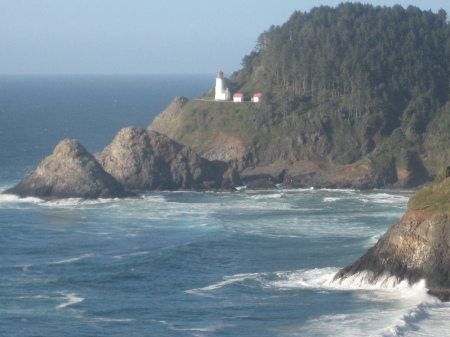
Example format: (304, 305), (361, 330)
(215, 69), (231, 100)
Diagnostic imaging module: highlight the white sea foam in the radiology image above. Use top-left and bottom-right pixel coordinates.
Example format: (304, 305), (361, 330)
(51, 253), (93, 264)
(188, 267), (442, 337)
(113, 251), (150, 259)
(42, 198), (114, 207)
(94, 318), (135, 322)
(364, 192), (412, 206)
(186, 272), (261, 296)
(0, 193), (118, 208)
(317, 188), (357, 193)
(55, 292), (84, 309)
(323, 197), (341, 202)
(248, 192), (286, 200)
(270, 268), (442, 337)
(187, 268), (423, 296)
(0, 193), (44, 204)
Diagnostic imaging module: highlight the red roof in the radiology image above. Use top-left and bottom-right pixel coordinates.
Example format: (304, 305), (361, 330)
(254, 93), (262, 97)
(233, 93), (243, 97)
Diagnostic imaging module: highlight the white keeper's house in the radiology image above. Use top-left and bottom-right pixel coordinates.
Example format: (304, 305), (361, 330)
(233, 93), (244, 102)
(252, 93), (262, 102)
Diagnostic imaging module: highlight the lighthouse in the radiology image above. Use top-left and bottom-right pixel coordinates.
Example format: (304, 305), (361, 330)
(215, 69), (231, 100)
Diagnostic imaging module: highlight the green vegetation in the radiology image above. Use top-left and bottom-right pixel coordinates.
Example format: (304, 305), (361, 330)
(229, 3), (450, 173)
(153, 3), (450, 185)
(232, 3), (449, 116)
(409, 166), (450, 215)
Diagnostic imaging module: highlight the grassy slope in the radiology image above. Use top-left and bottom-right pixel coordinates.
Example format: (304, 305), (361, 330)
(409, 167), (450, 215)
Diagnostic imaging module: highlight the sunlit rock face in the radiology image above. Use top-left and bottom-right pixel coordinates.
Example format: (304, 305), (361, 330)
(334, 167), (450, 300)
(95, 127), (241, 192)
(3, 139), (134, 200)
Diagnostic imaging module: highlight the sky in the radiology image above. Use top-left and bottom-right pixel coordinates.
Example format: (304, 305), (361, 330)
(0, 0), (448, 75)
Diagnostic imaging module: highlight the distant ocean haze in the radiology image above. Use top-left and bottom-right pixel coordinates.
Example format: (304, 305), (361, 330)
(0, 74), (211, 184)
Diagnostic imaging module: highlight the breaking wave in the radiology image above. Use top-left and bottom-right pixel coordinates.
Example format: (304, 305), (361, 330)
(187, 267), (444, 336)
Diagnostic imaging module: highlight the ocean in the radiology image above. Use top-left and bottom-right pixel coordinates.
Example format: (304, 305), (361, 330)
(1, 75), (449, 337)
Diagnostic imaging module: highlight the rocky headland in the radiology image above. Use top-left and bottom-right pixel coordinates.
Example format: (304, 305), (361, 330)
(333, 166), (450, 300)
(147, 96), (438, 190)
(95, 127), (241, 192)
(2, 139), (135, 200)
(147, 5), (450, 190)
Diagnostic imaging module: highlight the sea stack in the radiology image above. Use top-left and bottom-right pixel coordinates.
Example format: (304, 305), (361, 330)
(334, 166), (450, 300)
(2, 139), (135, 200)
(95, 127), (241, 192)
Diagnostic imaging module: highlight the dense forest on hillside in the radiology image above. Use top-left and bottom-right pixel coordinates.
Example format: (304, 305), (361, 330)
(233, 3), (449, 118)
(151, 3), (450, 188)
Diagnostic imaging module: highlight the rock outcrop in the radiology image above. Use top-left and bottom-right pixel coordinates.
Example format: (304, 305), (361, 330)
(334, 166), (450, 300)
(240, 160), (398, 190)
(148, 96), (436, 190)
(95, 127), (241, 192)
(149, 95), (189, 132)
(3, 139), (135, 200)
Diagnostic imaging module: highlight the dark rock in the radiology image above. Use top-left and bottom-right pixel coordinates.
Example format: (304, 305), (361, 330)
(393, 150), (430, 188)
(242, 161), (391, 190)
(334, 167), (450, 299)
(3, 139), (135, 200)
(246, 178), (277, 190)
(95, 127), (242, 192)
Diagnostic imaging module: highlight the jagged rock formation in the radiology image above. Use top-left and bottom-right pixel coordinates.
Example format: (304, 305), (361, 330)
(95, 127), (241, 192)
(3, 139), (134, 200)
(334, 166), (450, 300)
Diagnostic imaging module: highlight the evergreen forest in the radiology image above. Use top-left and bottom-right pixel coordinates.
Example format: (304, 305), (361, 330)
(233, 3), (449, 120)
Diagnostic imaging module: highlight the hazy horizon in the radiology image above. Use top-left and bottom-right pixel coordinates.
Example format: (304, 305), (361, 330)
(1, 0), (448, 76)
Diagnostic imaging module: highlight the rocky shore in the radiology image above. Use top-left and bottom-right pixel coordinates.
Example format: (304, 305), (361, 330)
(333, 166), (450, 301)
(4, 96), (450, 303)
(2, 127), (241, 200)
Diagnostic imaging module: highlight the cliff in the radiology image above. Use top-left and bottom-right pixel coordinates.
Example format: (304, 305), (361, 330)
(95, 127), (241, 192)
(334, 166), (450, 300)
(2, 139), (135, 200)
(148, 97), (428, 189)
(148, 4), (450, 189)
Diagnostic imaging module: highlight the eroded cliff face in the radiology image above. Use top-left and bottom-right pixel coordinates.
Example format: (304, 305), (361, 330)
(3, 139), (134, 200)
(334, 167), (450, 300)
(148, 97), (432, 189)
(95, 127), (241, 192)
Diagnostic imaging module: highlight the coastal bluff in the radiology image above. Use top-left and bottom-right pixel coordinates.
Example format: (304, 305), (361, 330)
(148, 96), (433, 190)
(334, 166), (450, 300)
(2, 139), (135, 200)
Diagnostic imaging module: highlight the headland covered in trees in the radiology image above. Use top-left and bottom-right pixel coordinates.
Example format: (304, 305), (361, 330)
(150, 3), (450, 190)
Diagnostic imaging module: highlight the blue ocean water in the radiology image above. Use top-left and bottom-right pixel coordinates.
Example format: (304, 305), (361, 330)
(1, 76), (449, 337)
